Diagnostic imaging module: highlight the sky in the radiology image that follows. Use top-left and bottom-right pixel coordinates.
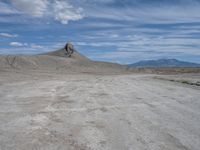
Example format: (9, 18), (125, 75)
(0, 0), (200, 64)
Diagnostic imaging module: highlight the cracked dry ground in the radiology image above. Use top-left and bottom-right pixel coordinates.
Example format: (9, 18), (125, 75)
(0, 73), (200, 150)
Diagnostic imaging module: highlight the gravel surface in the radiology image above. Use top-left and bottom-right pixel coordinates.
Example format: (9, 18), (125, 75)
(0, 72), (199, 150)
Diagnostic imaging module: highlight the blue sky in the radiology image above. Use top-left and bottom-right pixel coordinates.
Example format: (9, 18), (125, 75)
(0, 0), (200, 64)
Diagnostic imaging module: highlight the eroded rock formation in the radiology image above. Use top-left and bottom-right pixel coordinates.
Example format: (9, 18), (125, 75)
(64, 42), (74, 57)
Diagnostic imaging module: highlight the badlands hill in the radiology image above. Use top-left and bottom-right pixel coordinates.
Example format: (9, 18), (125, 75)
(0, 43), (127, 74)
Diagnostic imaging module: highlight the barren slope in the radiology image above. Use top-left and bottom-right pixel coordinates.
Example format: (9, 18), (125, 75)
(0, 47), (127, 74)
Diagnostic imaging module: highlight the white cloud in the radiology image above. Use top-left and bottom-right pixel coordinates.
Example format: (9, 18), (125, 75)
(10, 0), (84, 24)
(10, 42), (28, 47)
(0, 33), (18, 38)
(9, 42), (44, 49)
(11, 0), (49, 17)
(30, 44), (43, 49)
(53, 0), (83, 24)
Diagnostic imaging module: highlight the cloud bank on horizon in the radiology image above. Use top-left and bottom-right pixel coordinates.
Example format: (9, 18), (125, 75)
(0, 0), (200, 64)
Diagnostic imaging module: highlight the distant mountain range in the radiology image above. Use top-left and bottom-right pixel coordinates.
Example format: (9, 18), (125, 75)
(128, 59), (200, 68)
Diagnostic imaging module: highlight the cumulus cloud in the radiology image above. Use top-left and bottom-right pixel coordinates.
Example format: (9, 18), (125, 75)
(0, 33), (18, 38)
(10, 42), (28, 47)
(10, 0), (84, 24)
(53, 0), (83, 24)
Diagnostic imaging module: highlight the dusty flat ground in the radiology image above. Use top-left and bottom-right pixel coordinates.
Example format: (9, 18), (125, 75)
(0, 71), (200, 150)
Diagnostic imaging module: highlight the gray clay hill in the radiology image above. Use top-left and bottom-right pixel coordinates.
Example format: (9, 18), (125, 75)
(0, 42), (127, 74)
